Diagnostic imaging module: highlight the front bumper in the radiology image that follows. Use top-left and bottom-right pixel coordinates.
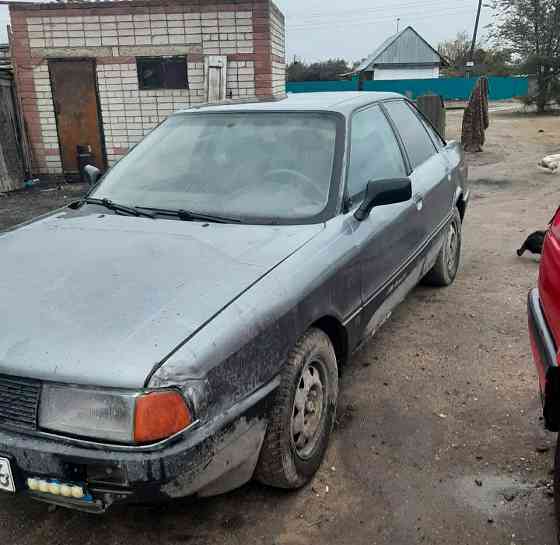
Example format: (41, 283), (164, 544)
(528, 288), (560, 431)
(0, 383), (274, 513)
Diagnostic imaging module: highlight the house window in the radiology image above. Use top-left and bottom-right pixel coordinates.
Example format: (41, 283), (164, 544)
(137, 56), (188, 90)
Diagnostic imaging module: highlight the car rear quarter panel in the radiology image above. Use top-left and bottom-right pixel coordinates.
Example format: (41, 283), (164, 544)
(445, 140), (469, 207)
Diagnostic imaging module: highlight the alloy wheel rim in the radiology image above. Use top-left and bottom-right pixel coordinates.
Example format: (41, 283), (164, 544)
(291, 361), (326, 460)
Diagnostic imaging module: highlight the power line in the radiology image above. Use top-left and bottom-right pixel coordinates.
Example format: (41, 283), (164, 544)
(287, 6), (475, 31)
(286, 0), (473, 19)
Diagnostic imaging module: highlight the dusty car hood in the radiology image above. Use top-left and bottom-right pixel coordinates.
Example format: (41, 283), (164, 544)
(0, 210), (322, 388)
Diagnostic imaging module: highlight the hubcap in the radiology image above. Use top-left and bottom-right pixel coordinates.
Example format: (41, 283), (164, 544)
(446, 222), (459, 276)
(291, 362), (325, 460)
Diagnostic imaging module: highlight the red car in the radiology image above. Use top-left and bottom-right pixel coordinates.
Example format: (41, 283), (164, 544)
(528, 207), (560, 524)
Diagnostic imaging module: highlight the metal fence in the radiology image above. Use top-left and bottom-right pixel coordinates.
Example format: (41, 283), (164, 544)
(286, 76), (529, 101)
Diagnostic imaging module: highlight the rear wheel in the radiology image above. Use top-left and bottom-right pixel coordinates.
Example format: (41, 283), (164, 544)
(422, 207), (462, 287)
(255, 328), (338, 489)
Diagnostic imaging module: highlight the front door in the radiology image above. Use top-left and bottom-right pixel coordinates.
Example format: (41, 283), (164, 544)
(49, 59), (105, 174)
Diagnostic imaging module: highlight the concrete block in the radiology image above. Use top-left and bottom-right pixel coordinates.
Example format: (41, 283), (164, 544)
(168, 19), (185, 28)
(85, 37), (102, 46)
(118, 36), (135, 46)
(69, 38), (86, 47)
(152, 35), (170, 45)
(102, 36), (118, 46)
(135, 35), (152, 45)
(169, 34), (186, 44)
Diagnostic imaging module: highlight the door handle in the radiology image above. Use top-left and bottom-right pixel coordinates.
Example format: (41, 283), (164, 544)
(413, 194), (424, 211)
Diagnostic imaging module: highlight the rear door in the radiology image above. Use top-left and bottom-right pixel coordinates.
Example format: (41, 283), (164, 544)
(346, 104), (420, 327)
(383, 100), (453, 244)
(49, 59), (105, 174)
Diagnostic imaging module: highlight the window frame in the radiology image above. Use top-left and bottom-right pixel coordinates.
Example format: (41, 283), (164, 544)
(92, 109), (347, 226)
(407, 101), (447, 149)
(136, 56), (189, 91)
(344, 102), (409, 202)
(380, 99), (439, 172)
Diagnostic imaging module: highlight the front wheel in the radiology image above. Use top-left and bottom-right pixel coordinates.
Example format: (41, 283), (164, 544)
(255, 328), (338, 489)
(422, 207), (462, 287)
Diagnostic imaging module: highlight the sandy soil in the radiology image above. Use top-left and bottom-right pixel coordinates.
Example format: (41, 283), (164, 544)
(1, 107), (560, 545)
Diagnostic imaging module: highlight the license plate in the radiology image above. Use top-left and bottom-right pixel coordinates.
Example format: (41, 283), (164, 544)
(0, 458), (15, 492)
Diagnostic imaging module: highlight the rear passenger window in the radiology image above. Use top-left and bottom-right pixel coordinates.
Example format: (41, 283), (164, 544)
(347, 105), (406, 198)
(384, 101), (437, 169)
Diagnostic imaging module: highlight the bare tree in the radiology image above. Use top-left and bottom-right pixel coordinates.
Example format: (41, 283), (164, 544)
(438, 31), (472, 68)
(438, 32), (517, 77)
(491, 0), (560, 112)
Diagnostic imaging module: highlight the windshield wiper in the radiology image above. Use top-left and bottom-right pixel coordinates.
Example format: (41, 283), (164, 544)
(139, 207), (242, 224)
(84, 198), (155, 219)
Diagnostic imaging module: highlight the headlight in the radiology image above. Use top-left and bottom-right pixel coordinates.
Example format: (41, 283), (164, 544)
(39, 384), (193, 445)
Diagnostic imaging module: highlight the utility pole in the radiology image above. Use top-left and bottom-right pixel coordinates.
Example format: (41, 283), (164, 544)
(466, 0), (483, 78)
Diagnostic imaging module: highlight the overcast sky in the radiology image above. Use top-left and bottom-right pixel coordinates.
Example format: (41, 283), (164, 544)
(0, 0), (493, 63)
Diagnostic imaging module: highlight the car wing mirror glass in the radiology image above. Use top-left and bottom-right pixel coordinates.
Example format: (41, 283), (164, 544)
(83, 164), (102, 186)
(354, 178), (412, 221)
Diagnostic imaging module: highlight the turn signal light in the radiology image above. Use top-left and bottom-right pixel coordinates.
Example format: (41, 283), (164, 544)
(134, 391), (192, 444)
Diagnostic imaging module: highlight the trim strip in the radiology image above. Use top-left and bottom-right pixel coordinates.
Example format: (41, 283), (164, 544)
(343, 210), (452, 326)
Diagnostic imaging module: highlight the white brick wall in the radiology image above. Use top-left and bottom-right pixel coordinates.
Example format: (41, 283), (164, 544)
(272, 61), (285, 97)
(21, 5), (288, 174)
(270, 8), (285, 97)
(97, 60), (210, 166)
(32, 65), (63, 174)
(227, 61), (256, 99)
(26, 11), (254, 54)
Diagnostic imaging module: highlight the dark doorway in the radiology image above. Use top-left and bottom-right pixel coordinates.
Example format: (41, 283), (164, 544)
(49, 59), (105, 174)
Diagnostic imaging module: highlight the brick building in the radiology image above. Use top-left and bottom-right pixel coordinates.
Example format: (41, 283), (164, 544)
(8, 0), (286, 176)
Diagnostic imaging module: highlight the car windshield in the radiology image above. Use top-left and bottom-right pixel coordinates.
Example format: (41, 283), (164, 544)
(90, 112), (338, 223)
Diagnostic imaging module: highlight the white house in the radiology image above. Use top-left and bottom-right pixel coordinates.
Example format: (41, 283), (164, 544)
(354, 26), (445, 82)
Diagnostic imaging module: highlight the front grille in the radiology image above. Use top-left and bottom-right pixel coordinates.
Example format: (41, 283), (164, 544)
(0, 375), (40, 432)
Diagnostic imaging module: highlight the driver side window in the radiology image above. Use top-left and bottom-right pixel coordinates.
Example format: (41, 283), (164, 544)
(347, 105), (407, 199)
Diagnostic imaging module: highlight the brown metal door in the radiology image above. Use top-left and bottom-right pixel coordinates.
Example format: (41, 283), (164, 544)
(49, 59), (105, 173)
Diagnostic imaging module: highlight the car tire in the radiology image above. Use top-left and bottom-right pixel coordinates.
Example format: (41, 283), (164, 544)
(255, 328), (338, 489)
(422, 207), (462, 287)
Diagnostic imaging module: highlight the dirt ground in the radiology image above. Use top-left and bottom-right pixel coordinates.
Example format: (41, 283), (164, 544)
(1, 106), (560, 545)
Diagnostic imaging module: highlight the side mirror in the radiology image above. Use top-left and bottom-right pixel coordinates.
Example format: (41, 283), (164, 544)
(354, 178), (412, 221)
(83, 164), (101, 186)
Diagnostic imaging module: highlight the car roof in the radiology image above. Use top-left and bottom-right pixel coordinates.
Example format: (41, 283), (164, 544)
(176, 92), (405, 117)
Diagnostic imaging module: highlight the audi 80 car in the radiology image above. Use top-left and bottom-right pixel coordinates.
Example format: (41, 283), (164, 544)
(0, 92), (468, 512)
